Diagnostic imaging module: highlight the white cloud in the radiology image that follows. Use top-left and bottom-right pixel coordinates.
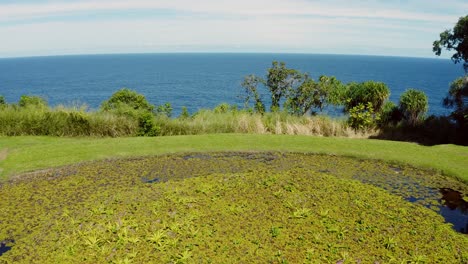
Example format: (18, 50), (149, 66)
(0, 0), (460, 23)
(0, 0), (463, 57)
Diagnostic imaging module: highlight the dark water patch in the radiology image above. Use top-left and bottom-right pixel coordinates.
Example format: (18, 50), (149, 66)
(439, 188), (468, 234)
(350, 167), (468, 234)
(0, 239), (14, 256)
(141, 177), (161, 184)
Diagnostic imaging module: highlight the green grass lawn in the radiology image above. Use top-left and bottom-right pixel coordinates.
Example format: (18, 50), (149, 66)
(1, 134), (467, 182)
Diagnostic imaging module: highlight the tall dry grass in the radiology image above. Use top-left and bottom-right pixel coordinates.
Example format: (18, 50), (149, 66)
(0, 103), (377, 138)
(0, 105), (137, 137)
(156, 109), (376, 138)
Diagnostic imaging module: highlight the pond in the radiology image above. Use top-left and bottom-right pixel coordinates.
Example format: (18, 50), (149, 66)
(1, 152), (467, 263)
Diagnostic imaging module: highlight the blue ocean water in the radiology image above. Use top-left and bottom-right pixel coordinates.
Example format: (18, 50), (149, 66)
(0, 53), (464, 116)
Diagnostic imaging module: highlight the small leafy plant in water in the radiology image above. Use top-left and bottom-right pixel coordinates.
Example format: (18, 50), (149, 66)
(0, 152), (467, 263)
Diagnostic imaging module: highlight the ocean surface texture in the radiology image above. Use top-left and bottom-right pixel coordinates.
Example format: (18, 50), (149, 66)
(0, 53), (464, 116)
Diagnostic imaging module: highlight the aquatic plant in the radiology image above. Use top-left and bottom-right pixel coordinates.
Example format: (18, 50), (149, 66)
(0, 153), (467, 263)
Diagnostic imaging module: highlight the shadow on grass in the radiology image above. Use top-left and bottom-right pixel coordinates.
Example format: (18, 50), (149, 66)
(371, 116), (468, 146)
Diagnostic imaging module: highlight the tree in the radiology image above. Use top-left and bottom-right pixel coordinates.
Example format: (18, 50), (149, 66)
(101, 88), (154, 112)
(266, 61), (303, 112)
(433, 15), (468, 72)
(434, 15), (468, 138)
(101, 88), (158, 136)
(399, 89), (428, 126)
(284, 75), (344, 116)
(443, 76), (468, 128)
(344, 81), (390, 113)
(241, 74), (265, 114)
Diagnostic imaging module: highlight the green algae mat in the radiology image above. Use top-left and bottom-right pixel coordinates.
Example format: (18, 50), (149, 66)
(1, 152), (467, 263)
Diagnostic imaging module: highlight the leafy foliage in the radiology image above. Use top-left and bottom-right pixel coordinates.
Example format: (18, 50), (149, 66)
(348, 102), (379, 130)
(101, 88), (154, 112)
(378, 101), (402, 127)
(266, 61), (303, 111)
(18, 95), (48, 109)
(444, 76), (468, 127)
(241, 74), (266, 114)
(155, 102), (173, 118)
(179, 106), (190, 119)
(399, 89), (428, 126)
(344, 81), (390, 113)
(0, 95), (5, 106)
(433, 15), (468, 72)
(285, 75), (344, 116)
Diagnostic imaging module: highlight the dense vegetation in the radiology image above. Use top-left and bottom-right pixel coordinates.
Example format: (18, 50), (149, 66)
(433, 15), (468, 142)
(1, 153), (467, 263)
(0, 73), (457, 144)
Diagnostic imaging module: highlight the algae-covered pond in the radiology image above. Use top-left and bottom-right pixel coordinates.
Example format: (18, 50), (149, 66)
(0, 152), (467, 263)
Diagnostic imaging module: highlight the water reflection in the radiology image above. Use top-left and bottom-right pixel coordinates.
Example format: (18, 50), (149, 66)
(440, 188), (468, 234)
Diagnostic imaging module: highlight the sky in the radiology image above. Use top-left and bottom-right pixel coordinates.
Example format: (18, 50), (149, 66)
(0, 0), (466, 58)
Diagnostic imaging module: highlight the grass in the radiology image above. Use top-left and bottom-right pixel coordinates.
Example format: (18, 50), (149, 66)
(1, 153), (467, 263)
(0, 104), (368, 137)
(0, 134), (467, 182)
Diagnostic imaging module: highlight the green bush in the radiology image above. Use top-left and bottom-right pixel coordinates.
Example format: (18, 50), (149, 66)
(179, 106), (190, 119)
(18, 95), (48, 109)
(378, 101), (402, 127)
(345, 81), (390, 113)
(0, 95), (5, 106)
(155, 102), (173, 117)
(213, 103), (231, 114)
(399, 89), (428, 126)
(137, 111), (160, 136)
(348, 102), (379, 130)
(444, 76), (468, 130)
(101, 88), (154, 112)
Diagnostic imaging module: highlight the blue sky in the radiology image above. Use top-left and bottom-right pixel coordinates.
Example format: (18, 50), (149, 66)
(0, 0), (466, 58)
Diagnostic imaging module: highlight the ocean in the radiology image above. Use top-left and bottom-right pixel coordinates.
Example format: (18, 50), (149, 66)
(0, 53), (464, 116)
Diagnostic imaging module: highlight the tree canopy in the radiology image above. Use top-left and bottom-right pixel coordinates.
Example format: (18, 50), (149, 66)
(433, 15), (468, 72)
(399, 89), (428, 126)
(266, 61), (303, 112)
(101, 88), (154, 113)
(344, 81), (390, 113)
(444, 76), (468, 127)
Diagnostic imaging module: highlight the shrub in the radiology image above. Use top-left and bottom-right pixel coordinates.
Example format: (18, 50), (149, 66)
(0, 95), (5, 106)
(18, 95), (48, 109)
(444, 76), (468, 129)
(348, 102), (379, 130)
(399, 89), (428, 126)
(179, 106), (190, 119)
(345, 81), (390, 113)
(378, 101), (402, 127)
(155, 102), (173, 117)
(137, 111), (160, 136)
(101, 88), (154, 112)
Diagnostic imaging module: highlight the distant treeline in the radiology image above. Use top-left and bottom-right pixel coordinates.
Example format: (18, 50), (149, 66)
(0, 61), (466, 145)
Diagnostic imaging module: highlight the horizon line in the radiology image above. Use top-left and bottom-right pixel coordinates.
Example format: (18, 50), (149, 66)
(0, 51), (452, 61)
